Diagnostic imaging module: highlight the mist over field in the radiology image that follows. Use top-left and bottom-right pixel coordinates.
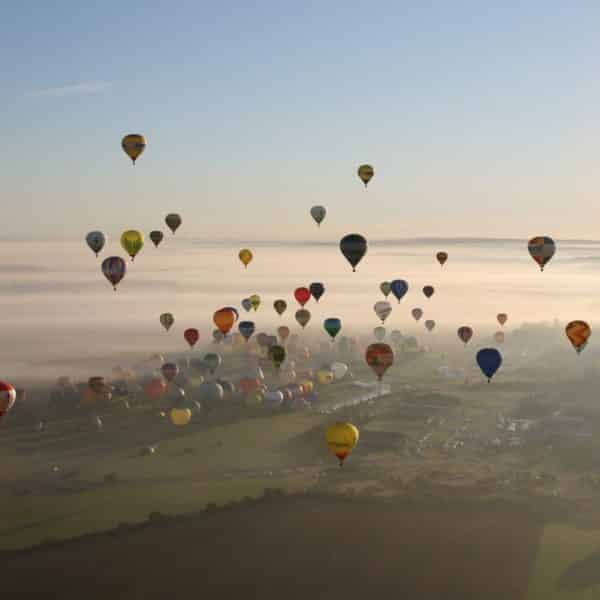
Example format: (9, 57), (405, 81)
(1, 236), (598, 380)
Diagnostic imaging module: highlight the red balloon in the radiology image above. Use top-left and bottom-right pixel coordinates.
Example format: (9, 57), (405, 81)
(294, 287), (311, 307)
(145, 378), (167, 399)
(184, 328), (200, 348)
(365, 343), (394, 380)
(0, 381), (16, 420)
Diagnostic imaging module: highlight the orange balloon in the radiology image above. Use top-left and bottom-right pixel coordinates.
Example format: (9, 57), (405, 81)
(213, 308), (236, 335)
(565, 320), (591, 354)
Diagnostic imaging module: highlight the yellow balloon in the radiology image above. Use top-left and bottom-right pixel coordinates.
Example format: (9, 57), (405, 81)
(325, 422), (359, 466)
(170, 407), (191, 426)
(316, 370), (334, 385)
(120, 230), (144, 261)
(249, 294), (261, 311)
(121, 134), (146, 164)
(239, 248), (253, 268)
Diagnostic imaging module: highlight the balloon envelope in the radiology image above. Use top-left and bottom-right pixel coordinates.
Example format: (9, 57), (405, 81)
(425, 319), (435, 332)
(249, 294), (261, 311)
(165, 213), (182, 234)
(310, 205), (326, 226)
(411, 308), (423, 322)
(309, 282), (325, 302)
(273, 300), (287, 316)
(374, 301), (392, 323)
(326, 422), (359, 465)
(86, 231), (106, 257)
(295, 309), (311, 329)
(374, 326), (386, 342)
(204, 353), (222, 374)
(457, 326), (473, 345)
(565, 320), (591, 354)
(340, 234), (367, 272)
(101, 257), (126, 290)
(390, 279), (409, 302)
(184, 328), (200, 348)
(323, 318), (342, 340)
(121, 134), (146, 164)
(149, 230), (164, 247)
(365, 343), (394, 380)
(380, 281), (392, 298)
(436, 251), (448, 266)
(294, 287), (311, 307)
(239, 248), (253, 268)
(161, 362), (179, 382)
(242, 298), (252, 312)
(423, 286), (434, 299)
(120, 230), (144, 261)
(476, 348), (502, 382)
(160, 313), (174, 331)
(213, 308), (236, 335)
(238, 320), (255, 341)
(357, 164), (374, 187)
(269, 345), (286, 369)
(0, 381), (17, 420)
(528, 236), (555, 271)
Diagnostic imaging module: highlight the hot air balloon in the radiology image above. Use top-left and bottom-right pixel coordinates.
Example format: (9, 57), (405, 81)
(309, 283), (325, 302)
(238, 321), (255, 341)
(239, 248), (253, 269)
(411, 308), (423, 322)
(120, 230), (144, 261)
(160, 313), (174, 332)
(242, 298), (252, 312)
(212, 329), (224, 343)
(476, 348), (502, 382)
(326, 422), (359, 466)
(0, 381), (17, 421)
(165, 213), (182, 234)
(390, 279), (409, 303)
(357, 164), (374, 187)
(494, 331), (505, 344)
(497, 313), (508, 327)
(340, 234), (367, 272)
(457, 326), (473, 345)
(294, 287), (311, 307)
(204, 353), (222, 374)
(423, 285), (434, 299)
(311, 205), (326, 226)
(528, 236), (556, 271)
(324, 318), (342, 340)
(144, 378), (166, 401)
(374, 326), (386, 341)
(380, 281), (392, 298)
(170, 407), (192, 426)
(223, 306), (240, 322)
(295, 309), (311, 329)
(331, 362), (348, 380)
(374, 301), (392, 324)
(269, 345), (286, 369)
(149, 230), (164, 248)
(273, 299), (287, 316)
(214, 308), (236, 335)
(277, 326), (290, 343)
(161, 363), (179, 383)
(365, 343), (394, 380)
(184, 328), (200, 348)
(101, 257), (126, 291)
(436, 251), (448, 267)
(121, 134), (146, 165)
(425, 319), (435, 332)
(86, 231), (106, 257)
(249, 294), (261, 311)
(565, 320), (591, 355)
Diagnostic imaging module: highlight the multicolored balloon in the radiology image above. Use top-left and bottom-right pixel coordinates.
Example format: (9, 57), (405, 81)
(0, 381), (17, 421)
(326, 422), (359, 466)
(249, 294), (261, 311)
(101, 256), (126, 291)
(528, 236), (555, 271)
(121, 134), (146, 165)
(565, 320), (591, 355)
(365, 343), (394, 380)
(86, 231), (105, 257)
(457, 326), (473, 345)
(120, 230), (144, 261)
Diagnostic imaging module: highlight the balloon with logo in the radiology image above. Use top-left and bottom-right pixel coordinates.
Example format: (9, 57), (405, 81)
(326, 422), (359, 466)
(425, 319), (435, 332)
(249, 294), (261, 311)
(423, 285), (434, 299)
(476, 348), (502, 382)
(238, 321), (255, 342)
(213, 308), (236, 335)
(374, 326), (386, 342)
(161, 362), (179, 383)
(380, 281), (392, 298)
(149, 230), (164, 248)
(102, 256), (126, 291)
(565, 320), (591, 355)
(497, 313), (508, 327)
(374, 301), (392, 324)
(294, 287), (311, 307)
(340, 234), (367, 272)
(457, 326), (473, 345)
(528, 236), (555, 271)
(357, 164), (374, 187)
(365, 343), (394, 380)
(277, 326), (290, 344)
(86, 231), (106, 257)
(0, 381), (17, 422)
(238, 248), (253, 269)
(241, 298), (252, 312)
(411, 308), (423, 322)
(121, 134), (146, 164)
(295, 309), (311, 329)
(309, 283), (325, 302)
(324, 318), (342, 341)
(311, 205), (326, 226)
(184, 328), (200, 348)
(494, 331), (505, 345)
(273, 299), (287, 316)
(269, 345), (286, 369)
(436, 251), (448, 267)
(159, 313), (174, 332)
(390, 279), (409, 303)
(165, 213), (182, 234)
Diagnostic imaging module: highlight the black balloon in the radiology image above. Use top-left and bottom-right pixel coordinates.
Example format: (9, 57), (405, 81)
(340, 234), (367, 272)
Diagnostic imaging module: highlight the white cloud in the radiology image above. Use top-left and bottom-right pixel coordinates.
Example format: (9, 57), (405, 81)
(28, 81), (112, 98)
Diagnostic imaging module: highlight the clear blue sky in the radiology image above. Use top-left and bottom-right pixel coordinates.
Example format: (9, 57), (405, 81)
(1, 1), (599, 241)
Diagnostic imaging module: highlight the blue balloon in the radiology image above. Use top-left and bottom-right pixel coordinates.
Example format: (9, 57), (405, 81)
(476, 348), (502, 382)
(390, 279), (409, 302)
(238, 320), (255, 341)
